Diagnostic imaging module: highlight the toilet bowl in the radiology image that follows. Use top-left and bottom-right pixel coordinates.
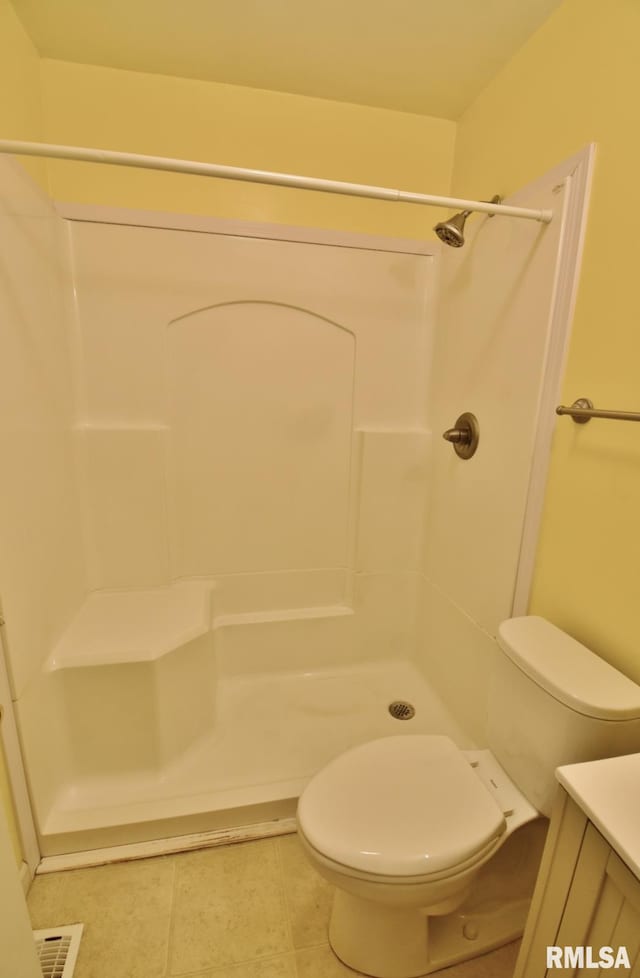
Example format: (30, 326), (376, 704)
(296, 617), (640, 978)
(297, 734), (536, 978)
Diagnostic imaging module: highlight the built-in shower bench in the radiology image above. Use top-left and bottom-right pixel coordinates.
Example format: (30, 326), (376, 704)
(50, 581), (213, 669)
(47, 581), (216, 774)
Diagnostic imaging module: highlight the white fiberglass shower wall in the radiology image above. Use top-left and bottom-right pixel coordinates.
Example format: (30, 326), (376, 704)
(0, 147), (589, 860)
(417, 150), (591, 743)
(17, 201), (453, 854)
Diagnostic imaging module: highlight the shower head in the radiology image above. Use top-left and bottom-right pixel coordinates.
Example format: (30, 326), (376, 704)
(433, 210), (470, 248)
(433, 195), (502, 248)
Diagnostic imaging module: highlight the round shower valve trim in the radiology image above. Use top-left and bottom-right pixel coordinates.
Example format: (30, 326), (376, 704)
(442, 412), (480, 459)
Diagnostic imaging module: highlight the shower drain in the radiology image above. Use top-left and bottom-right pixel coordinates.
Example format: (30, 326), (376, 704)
(388, 700), (415, 720)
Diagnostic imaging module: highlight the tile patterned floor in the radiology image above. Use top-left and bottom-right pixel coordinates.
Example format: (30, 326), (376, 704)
(27, 834), (520, 978)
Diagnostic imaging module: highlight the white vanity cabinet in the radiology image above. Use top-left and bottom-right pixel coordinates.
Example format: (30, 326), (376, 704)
(515, 755), (640, 978)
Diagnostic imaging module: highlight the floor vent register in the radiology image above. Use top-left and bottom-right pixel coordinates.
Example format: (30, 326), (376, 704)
(33, 924), (84, 978)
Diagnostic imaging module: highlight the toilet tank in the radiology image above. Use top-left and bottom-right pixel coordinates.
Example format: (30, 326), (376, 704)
(488, 616), (640, 816)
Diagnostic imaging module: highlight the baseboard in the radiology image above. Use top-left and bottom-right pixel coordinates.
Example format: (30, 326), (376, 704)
(19, 858), (33, 894)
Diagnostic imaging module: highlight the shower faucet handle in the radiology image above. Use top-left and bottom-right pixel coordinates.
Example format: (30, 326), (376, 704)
(442, 426), (470, 445)
(442, 412), (479, 460)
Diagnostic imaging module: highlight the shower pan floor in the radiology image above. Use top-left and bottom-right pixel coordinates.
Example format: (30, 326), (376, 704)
(42, 659), (473, 855)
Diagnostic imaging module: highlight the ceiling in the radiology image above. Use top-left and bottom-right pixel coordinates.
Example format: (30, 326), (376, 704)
(11, 0), (562, 119)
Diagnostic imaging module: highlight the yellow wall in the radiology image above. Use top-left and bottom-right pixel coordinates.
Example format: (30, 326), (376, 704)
(0, 0), (46, 186)
(39, 59), (456, 238)
(0, 0), (38, 866)
(454, 0), (640, 683)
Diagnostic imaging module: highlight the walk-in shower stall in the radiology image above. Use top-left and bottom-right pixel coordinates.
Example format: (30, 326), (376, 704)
(0, 144), (591, 867)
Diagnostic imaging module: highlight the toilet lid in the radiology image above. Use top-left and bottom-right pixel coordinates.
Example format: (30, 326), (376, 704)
(298, 735), (506, 878)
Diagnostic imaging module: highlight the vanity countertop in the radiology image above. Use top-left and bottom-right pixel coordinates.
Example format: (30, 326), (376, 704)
(556, 752), (640, 881)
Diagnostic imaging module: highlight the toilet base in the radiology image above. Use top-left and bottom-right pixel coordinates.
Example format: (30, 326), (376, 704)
(329, 889), (431, 978)
(328, 888), (531, 978)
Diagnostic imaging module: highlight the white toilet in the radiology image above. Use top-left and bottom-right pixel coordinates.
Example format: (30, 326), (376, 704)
(297, 616), (640, 978)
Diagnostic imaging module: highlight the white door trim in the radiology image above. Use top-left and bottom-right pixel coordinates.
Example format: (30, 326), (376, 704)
(512, 144), (596, 615)
(0, 783), (41, 977)
(0, 629), (39, 877)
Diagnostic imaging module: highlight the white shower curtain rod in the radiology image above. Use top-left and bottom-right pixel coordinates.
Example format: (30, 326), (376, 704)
(0, 139), (553, 223)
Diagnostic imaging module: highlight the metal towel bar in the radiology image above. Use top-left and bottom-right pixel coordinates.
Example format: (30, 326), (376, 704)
(556, 398), (640, 424)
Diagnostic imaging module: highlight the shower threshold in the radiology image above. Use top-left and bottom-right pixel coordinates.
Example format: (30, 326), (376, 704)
(39, 659), (472, 857)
